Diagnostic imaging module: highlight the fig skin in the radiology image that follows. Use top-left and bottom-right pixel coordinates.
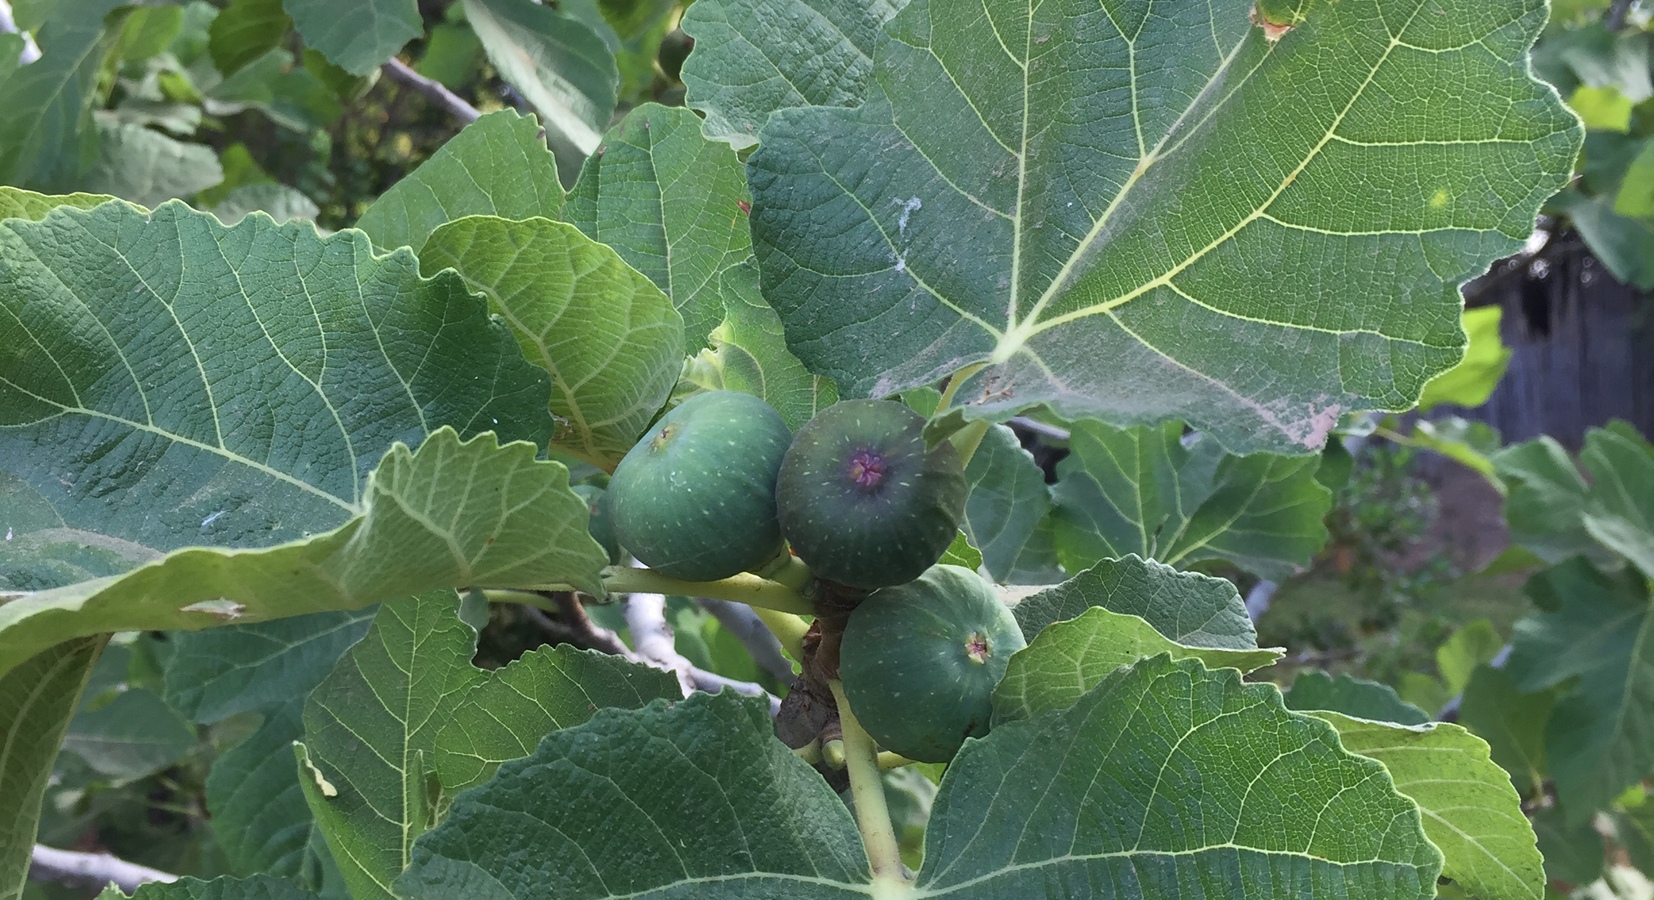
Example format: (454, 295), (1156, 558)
(838, 565), (1026, 762)
(776, 399), (966, 590)
(608, 391), (792, 581)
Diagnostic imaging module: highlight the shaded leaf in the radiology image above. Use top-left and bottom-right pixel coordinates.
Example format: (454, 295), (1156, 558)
(1051, 421), (1331, 580)
(683, 260), (839, 431)
(420, 215), (683, 470)
(1312, 712), (1544, 900)
(678, 0), (900, 148)
(462, 0), (617, 155)
(0, 638), (103, 900)
(1578, 421), (1654, 578)
(209, 0), (291, 75)
(963, 423), (1058, 584)
(163, 610), (375, 723)
(210, 183), (320, 225)
(1012, 554), (1259, 649)
(206, 701), (335, 886)
(993, 606), (1282, 723)
(397, 692), (871, 899)
(1493, 434), (1608, 567)
(1550, 188), (1654, 290)
(62, 687), (194, 780)
(433, 643), (682, 794)
(117, 874), (323, 899)
(1418, 307), (1512, 412)
(1284, 670), (1431, 725)
(1458, 664), (1553, 799)
(80, 119), (225, 208)
(355, 110), (564, 255)
(1506, 558), (1654, 823)
(283, 0), (419, 76)
(566, 104), (752, 348)
(299, 593), (485, 900)
(1531, 805), (1603, 888)
(747, 0), (1579, 453)
(1437, 619), (1505, 697)
(0, 0), (125, 190)
(918, 655), (1442, 897)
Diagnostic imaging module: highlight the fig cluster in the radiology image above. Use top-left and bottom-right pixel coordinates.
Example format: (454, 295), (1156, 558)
(596, 391), (1022, 760)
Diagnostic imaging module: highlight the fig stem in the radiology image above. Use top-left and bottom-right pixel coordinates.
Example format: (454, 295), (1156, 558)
(597, 566), (814, 615)
(936, 362), (985, 411)
(829, 680), (909, 884)
(877, 751), (918, 770)
(792, 739), (822, 765)
(752, 608), (809, 663)
(950, 419), (990, 467)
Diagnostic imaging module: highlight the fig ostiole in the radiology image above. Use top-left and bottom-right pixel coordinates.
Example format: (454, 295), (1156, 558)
(837, 564), (1026, 763)
(608, 390), (792, 582)
(777, 399), (967, 590)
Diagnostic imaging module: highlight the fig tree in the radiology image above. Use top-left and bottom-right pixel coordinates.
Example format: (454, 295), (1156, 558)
(608, 391), (792, 581)
(838, 564), (1025, 762)
(776, 399), (966, 589)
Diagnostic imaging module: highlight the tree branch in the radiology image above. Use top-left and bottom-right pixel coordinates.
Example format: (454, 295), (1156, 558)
(380, 57), (481, 126)
(625, 592), (696, 695)
(30, 845), (176, 893)
(524, 592), (782, 715)
(1607, 0), (1636, 31)
(695, 598), (794, 681)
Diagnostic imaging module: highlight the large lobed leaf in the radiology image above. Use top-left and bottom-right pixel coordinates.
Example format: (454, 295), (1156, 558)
(1050, 421), (1331, 579)
(917, 656), (1442, 897)
(1505, 558), (1654, 823)
(298, 592), (488, 900)
(962, 423), (1061, 584)
(282, 0), (420, 76)
(0, 198), (604, 675)
(461, 0), (617, 155)
(683, 261), (841, 431)
(747, 0), (1581, 453)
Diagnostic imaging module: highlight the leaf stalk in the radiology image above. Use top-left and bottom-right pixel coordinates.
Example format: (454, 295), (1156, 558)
(829, 680), (909, 884)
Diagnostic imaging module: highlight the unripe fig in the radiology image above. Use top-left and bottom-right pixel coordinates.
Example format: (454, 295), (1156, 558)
(776, 399), (966, 589)
(838, 565), (1025, 762)
(608, 391), (792, 581)
(571, 484), (621, 565)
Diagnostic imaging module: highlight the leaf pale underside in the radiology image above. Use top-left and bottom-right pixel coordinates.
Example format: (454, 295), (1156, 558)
(748, 0), (1580, 453)
(0, 428), (607, 679)
(1012, 554), (1261, 649)
(421, 214), (683, 470)
(1312, 712), (1545, 900)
